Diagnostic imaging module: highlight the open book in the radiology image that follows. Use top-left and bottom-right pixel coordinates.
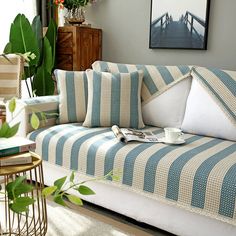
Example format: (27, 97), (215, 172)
(111, 125), (159, 143)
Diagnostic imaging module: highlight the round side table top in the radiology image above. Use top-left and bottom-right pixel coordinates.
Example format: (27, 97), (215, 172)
(0, 152), (42, 176)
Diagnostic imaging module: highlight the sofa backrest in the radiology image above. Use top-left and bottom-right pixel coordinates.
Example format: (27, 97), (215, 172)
(93, 61), (192, 128)
(92, 61), (191, 103)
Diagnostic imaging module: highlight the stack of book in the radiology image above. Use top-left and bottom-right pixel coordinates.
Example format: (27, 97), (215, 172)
(0, 137), (36, 167)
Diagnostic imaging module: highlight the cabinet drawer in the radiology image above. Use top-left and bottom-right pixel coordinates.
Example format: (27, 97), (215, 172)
(57, 32), (73, 48)
(56, 47), (73, 54)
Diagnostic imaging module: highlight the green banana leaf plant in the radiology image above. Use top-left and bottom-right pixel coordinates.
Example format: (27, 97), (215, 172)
(4, 14), (57, 97)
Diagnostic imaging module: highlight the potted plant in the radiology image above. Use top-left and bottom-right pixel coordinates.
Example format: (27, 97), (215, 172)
(4, 14), (57, 97)
(62, 0), (97, 24)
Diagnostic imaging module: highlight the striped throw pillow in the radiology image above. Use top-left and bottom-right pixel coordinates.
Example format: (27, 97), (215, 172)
(83, 70), (145, 128)
(92, 61), (191, 103)
(55, 69), (88, 124)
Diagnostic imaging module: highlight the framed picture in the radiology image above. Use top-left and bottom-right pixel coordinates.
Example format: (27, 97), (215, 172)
(149, 0), (211, 50)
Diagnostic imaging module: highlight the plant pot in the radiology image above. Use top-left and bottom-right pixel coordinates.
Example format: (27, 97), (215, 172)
(65, 7), (85, 25)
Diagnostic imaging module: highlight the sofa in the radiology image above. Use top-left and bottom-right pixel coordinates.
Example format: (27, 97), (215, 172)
(8, 61), (236, 236)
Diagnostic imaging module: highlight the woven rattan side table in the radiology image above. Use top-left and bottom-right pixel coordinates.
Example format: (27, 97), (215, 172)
(0, 153), (47, 236)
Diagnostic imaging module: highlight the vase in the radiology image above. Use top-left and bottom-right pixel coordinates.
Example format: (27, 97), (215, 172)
(58, 7), (64, 26)
(65, 7), (85, 25)
(54, 6), (64, 27)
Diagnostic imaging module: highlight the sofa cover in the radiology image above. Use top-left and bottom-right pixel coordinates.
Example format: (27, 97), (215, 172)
(28, 123), (236, 226)
(7, 62), (236, 236)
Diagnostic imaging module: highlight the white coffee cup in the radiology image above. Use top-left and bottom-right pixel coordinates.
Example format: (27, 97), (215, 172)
(164, 127), (183, 143)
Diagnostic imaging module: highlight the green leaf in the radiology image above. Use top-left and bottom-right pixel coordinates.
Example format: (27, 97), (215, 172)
(45, 18), (57, 68)
(7, 176), (26, 190)
(5, 182), (15, 200)
(76, 185), (95, 195)
(0, 122), (19, 138)
(70, 171), (75, 183)
(8, 98), (16, 113)
(9, 203), (27, 213)
(43, 37), (53, 73)
(66, 194), (83, 206)
(15, 183), (33, 196)
(6, 176), (27, 200)
(0, 122), (10, 137)
(54, 176), (67, 191)
(30, 112), (40, 129)
(13, 183), (34, 198)
(9, 14), (40, 66)
(42, 186), (58, 197)
(4, 123), (20, 138)
(32, 15), (42, 64)
(32, 36), (53, 96)
(53, 194), (67, 207)
(10, 196), (35, 213)
(3, 42), (12, 53)
(33, 64), (54, 96)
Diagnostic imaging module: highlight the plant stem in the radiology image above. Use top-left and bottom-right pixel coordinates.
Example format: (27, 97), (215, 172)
(8, 107), (25, 125)
(29, 66), (34, 97)
(25, 66), (32, 98)
(62, 172), (113, 193)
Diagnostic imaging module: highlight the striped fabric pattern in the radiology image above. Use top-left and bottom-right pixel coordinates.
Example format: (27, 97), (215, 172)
(92, 61), (191, 103)
(55, 70), (88, 124)
(83, 70), (144, 128)
(28, 124), (236, 225)
(192, 67), (236, 126)
(0, 54), (23, 100)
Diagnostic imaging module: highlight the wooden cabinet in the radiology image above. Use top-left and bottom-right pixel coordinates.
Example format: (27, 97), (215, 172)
(56, 26), (102, 71)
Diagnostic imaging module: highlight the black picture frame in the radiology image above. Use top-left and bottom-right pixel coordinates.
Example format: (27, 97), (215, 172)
(149, 0), (211, 50)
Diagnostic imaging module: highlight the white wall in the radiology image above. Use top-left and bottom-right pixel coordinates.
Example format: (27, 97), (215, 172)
(0, 0), (37, 52)
(85, 0), (236, 70)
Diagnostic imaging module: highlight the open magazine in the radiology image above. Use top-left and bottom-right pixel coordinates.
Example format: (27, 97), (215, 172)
(111, 125), (159, 143)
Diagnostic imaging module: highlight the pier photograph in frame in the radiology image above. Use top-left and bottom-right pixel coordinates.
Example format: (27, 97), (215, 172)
(149, 0), (211, 49)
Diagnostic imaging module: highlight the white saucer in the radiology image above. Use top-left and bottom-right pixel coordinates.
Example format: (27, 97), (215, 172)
(158, 137), (185, 145)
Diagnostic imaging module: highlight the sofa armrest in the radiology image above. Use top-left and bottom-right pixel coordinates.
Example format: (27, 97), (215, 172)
(6, 95), (59, 137)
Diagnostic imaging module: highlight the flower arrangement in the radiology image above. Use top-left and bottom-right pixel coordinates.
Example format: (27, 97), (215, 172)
(54, 0), (98, 25)
(54, 0), (97, 9)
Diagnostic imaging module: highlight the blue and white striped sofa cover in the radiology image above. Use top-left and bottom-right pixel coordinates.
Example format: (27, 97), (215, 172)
(28, 121), (236, 224)
(8, 63), (236, 236)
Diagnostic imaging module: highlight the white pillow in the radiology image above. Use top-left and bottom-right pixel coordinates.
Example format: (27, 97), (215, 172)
(181, 76), (236, 141)
(142, 77), (192, 128)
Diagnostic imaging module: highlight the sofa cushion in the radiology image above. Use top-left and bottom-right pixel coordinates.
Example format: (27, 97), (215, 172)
(182, 73), (236, 141)
(83, 70), (144, 128)
(92, 61), (191, 103)
(55, 69), (87, 124)
(142, 75), (192, 128)
(28, 124), (236, 225)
